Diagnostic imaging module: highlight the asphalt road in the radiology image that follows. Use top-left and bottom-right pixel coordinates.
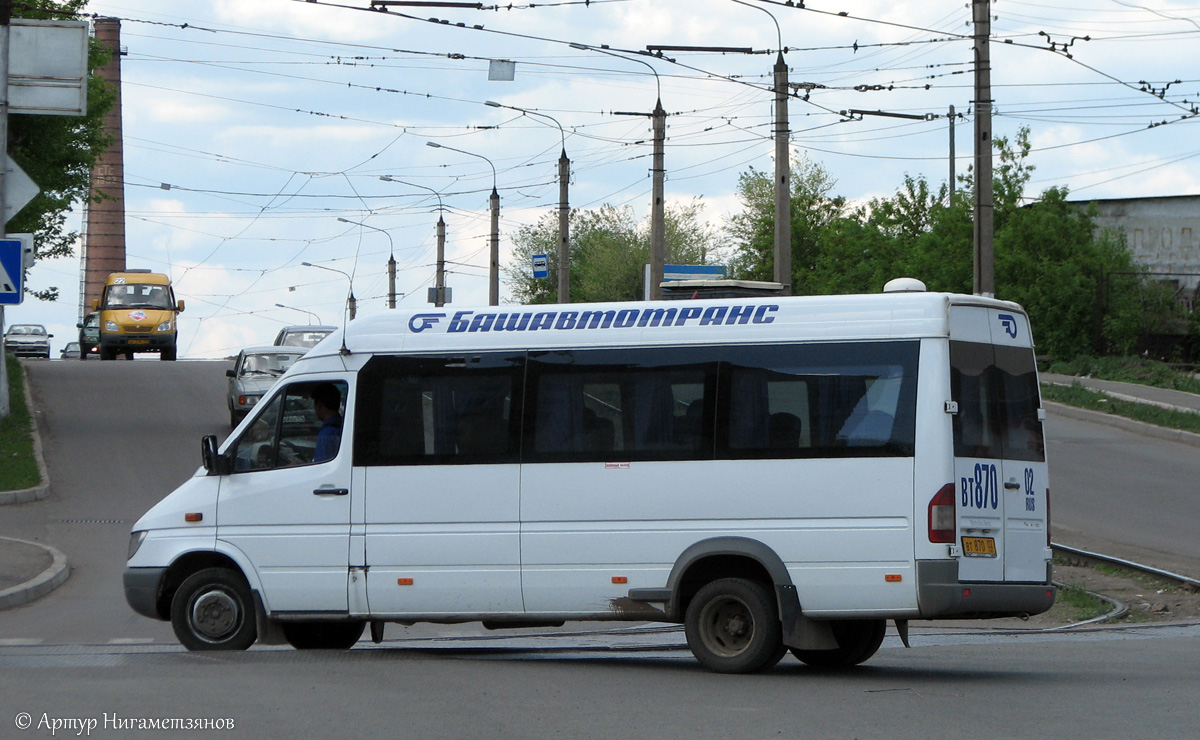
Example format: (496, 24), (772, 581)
(1046, 413), (1200, 579)
(3, 626), (1200, 740)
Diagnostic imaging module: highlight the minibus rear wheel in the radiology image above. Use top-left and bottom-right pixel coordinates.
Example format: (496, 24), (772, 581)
(282, 621), (366, 650)
(684, 578), (785, 674)
(170, 568), (258, 651)
(790, 619), (886, 669)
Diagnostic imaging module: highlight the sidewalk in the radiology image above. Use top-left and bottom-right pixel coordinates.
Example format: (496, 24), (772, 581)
(1041, 373), (1200, 415)
(0, 536), (69, 611)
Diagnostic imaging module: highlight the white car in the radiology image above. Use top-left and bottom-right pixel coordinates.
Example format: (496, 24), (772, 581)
(4, 324), (53, 359)
(226, 346), (307, 427)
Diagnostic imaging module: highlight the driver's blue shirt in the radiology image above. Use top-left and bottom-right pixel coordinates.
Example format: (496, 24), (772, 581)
(314, 414), (343, 462)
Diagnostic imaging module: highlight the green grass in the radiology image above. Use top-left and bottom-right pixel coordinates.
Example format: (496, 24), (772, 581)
(1041, 381), (1200, 435)
(1051, 584), (1112, 623)
(1046, 355), (1200, 394)
(0, 354), (42, 491)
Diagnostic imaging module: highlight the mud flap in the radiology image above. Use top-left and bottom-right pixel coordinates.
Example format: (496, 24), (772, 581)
(253, 592), (288, 646)
(895, 618), (910, 648)
(777, 584), (838, 650)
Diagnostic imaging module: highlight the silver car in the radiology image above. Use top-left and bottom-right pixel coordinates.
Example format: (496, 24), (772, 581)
(226, 346), (307, 427)
(273, 325), (337, 349)
(4, 324), (53, 359)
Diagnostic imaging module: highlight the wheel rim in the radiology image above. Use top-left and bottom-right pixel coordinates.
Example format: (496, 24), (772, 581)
(698, 595), (756, 657)
(190, 588), (242, 642)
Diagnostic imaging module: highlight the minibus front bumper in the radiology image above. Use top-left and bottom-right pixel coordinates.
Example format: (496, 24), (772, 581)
(916, 560), (1056, 618)
(101, 334), (175, 353)
(124, 567), (167, 620)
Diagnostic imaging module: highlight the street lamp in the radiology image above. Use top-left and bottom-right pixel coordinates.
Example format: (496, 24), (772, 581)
(568, 42), (666, 300)
(379, 176), (450, 307)
(274, 303), (321, 325)
(485, 100), (572, 303)
(426, 141), (500, 306)
(300, 261), (356, 350)
(337, 217), (398, 309)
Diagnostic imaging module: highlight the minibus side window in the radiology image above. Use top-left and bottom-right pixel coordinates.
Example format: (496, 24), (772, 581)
(525, 349), (716, 462)
(231, 381), (347, 472)
(354, 355), (522, 466)
(721, 342), (917, 459)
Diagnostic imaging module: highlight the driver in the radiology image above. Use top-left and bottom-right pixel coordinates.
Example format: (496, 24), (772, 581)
(311, 383), (344, 463)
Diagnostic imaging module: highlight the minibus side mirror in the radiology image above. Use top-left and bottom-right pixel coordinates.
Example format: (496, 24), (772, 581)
(225, 369), (236, 378)
(92, 298), (99, 311)
(177, 300), (185, 313)
(201, 435), (230, 475)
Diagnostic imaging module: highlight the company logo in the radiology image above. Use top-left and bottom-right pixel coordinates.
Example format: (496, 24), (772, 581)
(998, 313), (1018, 338)
(404, 304), (779, 335)
(129, 310), (147, 321)
(409, 313), (446, 333)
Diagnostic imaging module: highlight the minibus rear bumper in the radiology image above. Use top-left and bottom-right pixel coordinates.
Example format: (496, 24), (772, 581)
(917, 560), (1056, 618)
(124, 567), (167, 620)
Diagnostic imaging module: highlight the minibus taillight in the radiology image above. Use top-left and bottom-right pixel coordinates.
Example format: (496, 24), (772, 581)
(928, 483), (956, 543)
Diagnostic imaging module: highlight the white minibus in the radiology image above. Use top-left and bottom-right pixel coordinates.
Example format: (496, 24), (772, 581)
(124, 279), (1055, 673)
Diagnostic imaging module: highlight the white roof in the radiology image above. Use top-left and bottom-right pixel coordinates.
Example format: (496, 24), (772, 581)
(299, 291), (1024, 363)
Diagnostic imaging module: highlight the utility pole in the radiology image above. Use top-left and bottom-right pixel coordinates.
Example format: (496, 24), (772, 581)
(435, 213), (447, 307)
(948, 104), (956, 204)
(488, 186), (500, 306)
(773, 52), (791, 295)
(650, 98), (666, 301)
(1, 0), (11, 418)
(558, 147), (570, 302)
(973, 0), (995, 297)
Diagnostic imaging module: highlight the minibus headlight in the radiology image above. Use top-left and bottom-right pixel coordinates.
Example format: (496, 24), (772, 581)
(105, 320), (119, 332)
(157, 321), (173, 332)
(128, 531), (147, 560)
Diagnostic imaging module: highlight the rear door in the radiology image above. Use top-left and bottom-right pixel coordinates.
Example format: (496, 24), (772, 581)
(949, 308), (1049, 583)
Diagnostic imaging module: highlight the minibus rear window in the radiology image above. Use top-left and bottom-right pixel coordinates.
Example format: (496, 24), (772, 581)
(950, 341), (1044, 462)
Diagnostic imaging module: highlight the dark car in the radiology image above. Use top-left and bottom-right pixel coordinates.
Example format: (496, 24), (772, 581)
(77, 312), (100, 359)
(273, 325), (337, 349)
(3, 324), (53, 359)
(60, 341), (81, 359)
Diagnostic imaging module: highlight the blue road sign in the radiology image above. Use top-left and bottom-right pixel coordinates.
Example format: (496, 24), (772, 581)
(0, 239), (25, 305)
(663, 264), (727, 281)
(532, 254), (549, 279)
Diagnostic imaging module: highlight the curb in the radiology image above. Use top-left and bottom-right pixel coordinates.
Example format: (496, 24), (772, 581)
(0, 537), (70, 611)
(0, 361), (51, 506)
(1045, 400), (1200, 448)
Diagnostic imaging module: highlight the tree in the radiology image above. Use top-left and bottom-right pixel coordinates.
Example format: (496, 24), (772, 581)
(723, 128), (1145, 359)
(725, 156), (845, 292)
(504, 199), (725, 304)
(6, 0), (116, 301)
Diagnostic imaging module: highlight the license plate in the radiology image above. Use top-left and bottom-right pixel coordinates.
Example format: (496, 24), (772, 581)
(962, 536), (997, 557)
(128, 339), (149, 345)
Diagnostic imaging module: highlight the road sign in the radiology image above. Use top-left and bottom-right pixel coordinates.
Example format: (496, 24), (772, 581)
(663, 264), (727, 281)
(532, 254), (549, 279)
(0, 239), (25, 305)
(4, 157), (40, 223)
(8, 19), (90, 116)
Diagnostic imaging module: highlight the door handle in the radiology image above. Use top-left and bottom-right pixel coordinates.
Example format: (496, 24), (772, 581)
(1004, 481), (1021, 490)
(313, 487), (349, 496)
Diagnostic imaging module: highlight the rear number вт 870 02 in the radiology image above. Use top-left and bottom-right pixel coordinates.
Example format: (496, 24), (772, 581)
(961, 463), (999, 510)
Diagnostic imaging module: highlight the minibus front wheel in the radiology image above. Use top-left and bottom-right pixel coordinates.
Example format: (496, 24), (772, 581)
(170, 567), (258, 651)
(684, 578), (786, 674)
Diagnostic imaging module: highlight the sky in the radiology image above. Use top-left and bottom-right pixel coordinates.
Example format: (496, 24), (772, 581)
(7, 0), (1200, 358)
